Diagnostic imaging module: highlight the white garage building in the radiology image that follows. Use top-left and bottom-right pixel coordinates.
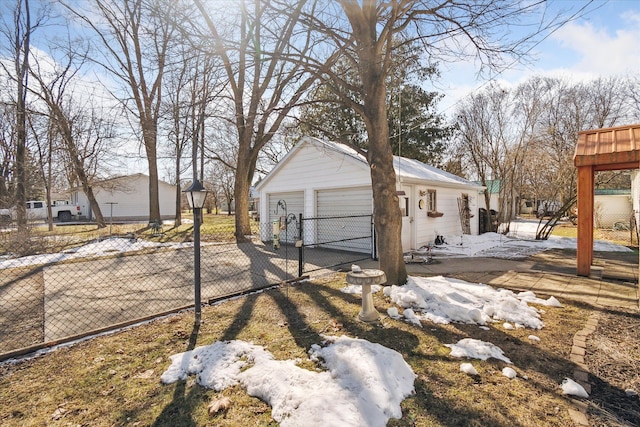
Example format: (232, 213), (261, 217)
(255, 137), (483, 254)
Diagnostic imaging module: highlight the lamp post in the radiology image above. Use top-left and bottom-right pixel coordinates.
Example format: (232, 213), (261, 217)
(183, 180), (208, 325)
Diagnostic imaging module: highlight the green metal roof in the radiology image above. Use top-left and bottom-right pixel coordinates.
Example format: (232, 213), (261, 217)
(473, 179), (502, 194)
(594, 189), (631, 195)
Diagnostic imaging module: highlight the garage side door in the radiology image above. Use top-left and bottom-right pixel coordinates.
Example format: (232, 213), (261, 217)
(268, 192), (304, 243)
(316, 187), (373, 253)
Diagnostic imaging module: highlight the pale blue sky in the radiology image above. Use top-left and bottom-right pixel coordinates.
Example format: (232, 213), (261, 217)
(435, 0), (640, 116)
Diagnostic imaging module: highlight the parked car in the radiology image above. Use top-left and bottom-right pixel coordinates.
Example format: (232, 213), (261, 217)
(0, 200), (81, 222)
(536, 200), (561, 218)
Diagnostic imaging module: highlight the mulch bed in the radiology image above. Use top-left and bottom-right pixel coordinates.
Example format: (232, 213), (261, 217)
(585, 307), (640, 426)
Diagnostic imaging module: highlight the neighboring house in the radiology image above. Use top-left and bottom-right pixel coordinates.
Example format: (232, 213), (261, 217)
(255, 136), (484, 253)
(594, 188), (632, 228)
(68, 173), (177, 222)
(476, 179), (520, 215)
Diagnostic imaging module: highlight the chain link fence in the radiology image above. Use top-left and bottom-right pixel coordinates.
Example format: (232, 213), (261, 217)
(1, 215), (374, 360)
(299, 214), (374, 274)
(593, 210), (639, 246)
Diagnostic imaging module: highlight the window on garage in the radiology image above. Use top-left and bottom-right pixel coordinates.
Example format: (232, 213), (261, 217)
(427, 190), (436, 211)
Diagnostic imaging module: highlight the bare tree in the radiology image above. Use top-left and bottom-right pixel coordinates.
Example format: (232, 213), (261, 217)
(209, 160), (235, 215)
(627, 74), (640, 123)
(457, 75), (635, 240)
(63, 0), (178, 223)
(162, 44), (219, 225)
(27, 48), (119, 228)
(0, 104), (17, 208)
(456, 84), (503, 229)
(192, 0), (319, 242)
(298, 0), (576, 285)
(0, 0), (45, 229)
(26, 111), (55, 230)
(0, 102), (42, 208)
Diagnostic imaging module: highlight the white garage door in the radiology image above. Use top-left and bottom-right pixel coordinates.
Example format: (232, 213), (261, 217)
(268, 192), (304, 243)
(316, 187), (373, 253)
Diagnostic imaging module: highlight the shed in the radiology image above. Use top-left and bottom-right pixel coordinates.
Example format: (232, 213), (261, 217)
(255, 136), (484, 253)
(69, 173), (177, 222)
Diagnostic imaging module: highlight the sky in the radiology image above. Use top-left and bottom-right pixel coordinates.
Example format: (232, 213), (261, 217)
(2, 1), (637, 180)
(435, 0), (640, 116)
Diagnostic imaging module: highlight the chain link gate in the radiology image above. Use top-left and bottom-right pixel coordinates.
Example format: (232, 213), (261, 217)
(1, 214), (375, 360)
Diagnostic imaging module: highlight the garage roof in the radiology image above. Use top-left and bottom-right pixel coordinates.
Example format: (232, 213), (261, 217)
(257, 136), (483, 191)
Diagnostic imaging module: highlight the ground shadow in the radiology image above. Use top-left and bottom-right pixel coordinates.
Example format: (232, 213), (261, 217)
(149, 322), (201, 427)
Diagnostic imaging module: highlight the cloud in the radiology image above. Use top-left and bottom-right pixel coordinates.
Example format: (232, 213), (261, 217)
(550, 13), (640, 76)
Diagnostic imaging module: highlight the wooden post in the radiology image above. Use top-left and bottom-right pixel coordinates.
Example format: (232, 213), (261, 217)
(576, 165), (594, 276)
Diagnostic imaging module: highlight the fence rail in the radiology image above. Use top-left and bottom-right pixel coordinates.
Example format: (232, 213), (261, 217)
(0, 215), (374, 360)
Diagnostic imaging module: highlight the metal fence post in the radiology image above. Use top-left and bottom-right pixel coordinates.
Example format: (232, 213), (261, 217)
(298, 213), (303, 277)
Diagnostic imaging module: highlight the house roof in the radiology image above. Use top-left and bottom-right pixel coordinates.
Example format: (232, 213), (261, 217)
(574, 124), (640, 169)
(256, 136), (483, 191)
(473, 179), (502, 194)
(393, 156), (482, 189)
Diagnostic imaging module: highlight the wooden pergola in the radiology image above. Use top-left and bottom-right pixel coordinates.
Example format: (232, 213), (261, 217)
(574, 124), (640, 276)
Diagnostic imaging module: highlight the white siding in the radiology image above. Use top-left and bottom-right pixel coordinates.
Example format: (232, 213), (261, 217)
(259, 143), (370, 193)
(257, 138), (482, 251)
(413, 185), (480, 248)
(594, 194), (632, 228)
(258, 140), (370, 234)
(77, 174), (176, 221)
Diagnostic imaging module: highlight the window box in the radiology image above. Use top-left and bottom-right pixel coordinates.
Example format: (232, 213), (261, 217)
(427, 211), (443, 218)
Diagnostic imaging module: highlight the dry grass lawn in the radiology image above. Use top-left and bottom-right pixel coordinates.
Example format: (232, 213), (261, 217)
(2, 271), (623, 427)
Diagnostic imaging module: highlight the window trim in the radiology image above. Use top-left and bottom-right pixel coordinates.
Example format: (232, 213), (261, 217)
(427, 189), (437, 212)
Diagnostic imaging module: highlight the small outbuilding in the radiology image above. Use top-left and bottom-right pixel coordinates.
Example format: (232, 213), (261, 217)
(69, 173), (177, 222)
(255, 136), (484, 253)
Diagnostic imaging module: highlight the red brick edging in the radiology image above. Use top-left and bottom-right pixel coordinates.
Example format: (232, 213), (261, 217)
(567, 312), (600, 426)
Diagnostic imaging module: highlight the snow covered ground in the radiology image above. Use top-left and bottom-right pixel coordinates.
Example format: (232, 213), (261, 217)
(426, 219), (631, 259)
(161, 220), (614, 425)
(161, 271), (586, 425)
(4, 218), (615, 423)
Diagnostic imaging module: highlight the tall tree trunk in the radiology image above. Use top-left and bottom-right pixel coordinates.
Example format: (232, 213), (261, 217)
(14, 0), (30, 232)
(66, 139), (106, 228)
(363, 75), (407, 286)
(337, 0), (408, 285)
(234, 142), (255, 241)
(143, 124), (161, 223)
(48, 102), (107, 228)
(174, 161), (182, 226)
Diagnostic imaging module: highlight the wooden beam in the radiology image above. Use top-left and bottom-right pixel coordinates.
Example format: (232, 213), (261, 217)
(574, 151), (640, 167)
(594, 162), (639, 171)
(576, 166), (594, 276)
